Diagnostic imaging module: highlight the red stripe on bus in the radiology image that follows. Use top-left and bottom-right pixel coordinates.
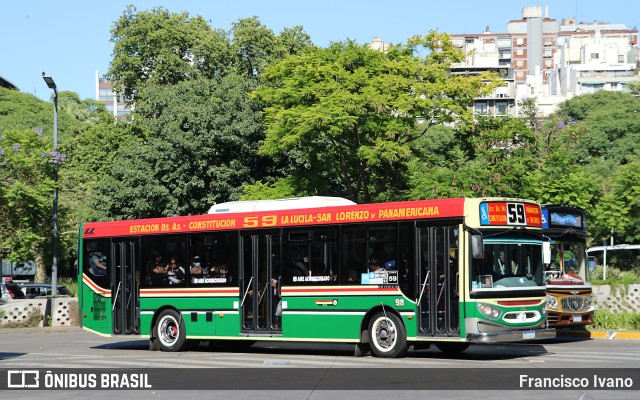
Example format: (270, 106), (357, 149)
(497, 300), (541, 306)
(83, 274), (110, 295)
(81, 198), (466, 238)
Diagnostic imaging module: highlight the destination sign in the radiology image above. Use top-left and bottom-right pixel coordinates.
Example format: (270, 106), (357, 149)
(479, 201), (542, 227)
(541, 209), (584, 230)
(82, 198), (466, 238)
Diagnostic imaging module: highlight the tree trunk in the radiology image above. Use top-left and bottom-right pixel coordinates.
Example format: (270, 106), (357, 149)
(34, 253), (48, 283)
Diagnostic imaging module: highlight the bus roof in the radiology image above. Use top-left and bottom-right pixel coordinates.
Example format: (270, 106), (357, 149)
(208, 196), (356, 214)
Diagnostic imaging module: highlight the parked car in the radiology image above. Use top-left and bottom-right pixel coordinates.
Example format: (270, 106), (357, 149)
(1, 280), (26, 302)
(19, 284), (73, 298)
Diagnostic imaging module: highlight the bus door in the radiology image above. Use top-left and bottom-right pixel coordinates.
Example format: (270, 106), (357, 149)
(111, 239), (140, 335)
(240, 231), (282, 335)
(416, 224), (460, 337)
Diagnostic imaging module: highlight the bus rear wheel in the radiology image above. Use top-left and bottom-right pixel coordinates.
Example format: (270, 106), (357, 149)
(155, 309), (187, 352)
(368, 312), (408, 358)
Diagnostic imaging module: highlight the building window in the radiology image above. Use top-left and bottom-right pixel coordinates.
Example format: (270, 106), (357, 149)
(591, 53), (599, 59)
(496, 102), (508, 115)
(474, 102), (488, 115)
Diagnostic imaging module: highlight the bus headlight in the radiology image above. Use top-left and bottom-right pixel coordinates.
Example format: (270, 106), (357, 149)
(477, 303), (503, 320)
(546, 295), (558, 310)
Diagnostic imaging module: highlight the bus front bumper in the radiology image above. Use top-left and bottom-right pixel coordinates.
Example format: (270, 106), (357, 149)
(467, 328), (556, 343)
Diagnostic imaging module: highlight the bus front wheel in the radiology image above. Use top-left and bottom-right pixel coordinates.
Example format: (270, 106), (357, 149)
(367, 312), (408, 358)
(155, 309), (187, 352)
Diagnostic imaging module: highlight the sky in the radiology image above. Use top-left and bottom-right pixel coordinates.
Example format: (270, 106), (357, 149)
(2, 1), (638, 102)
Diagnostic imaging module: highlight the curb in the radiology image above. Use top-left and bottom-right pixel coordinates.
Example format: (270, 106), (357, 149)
(556, 329), (640, 340)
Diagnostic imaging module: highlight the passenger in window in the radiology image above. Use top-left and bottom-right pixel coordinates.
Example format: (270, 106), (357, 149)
(190, 256), (204, 283)
(149, 252), (166, 275)
(190, 256), (203, 275)
(88, 243), (107, 276)
(497, 251), (508, 275)
(510, 249), (519, 275)
(272, 277), (281, 328)
(218, 264), (232, 283)
(476, 251), (498, 281)
(345, 269), (358, 284)
(286, 255), (309, 282)
(167, 257), (186, 285)
(208, 261), (220, 277)
(310, 259), (327, 276)
(368, 258), (385, 272)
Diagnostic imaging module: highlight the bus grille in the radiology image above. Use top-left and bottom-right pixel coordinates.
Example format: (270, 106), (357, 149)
(561, 296), (589, 312)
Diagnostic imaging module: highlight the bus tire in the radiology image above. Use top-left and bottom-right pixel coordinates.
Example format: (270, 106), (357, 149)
(435, 342), (470, 354)
(367, 312), (408, 358)
(155, 309), (187, 352)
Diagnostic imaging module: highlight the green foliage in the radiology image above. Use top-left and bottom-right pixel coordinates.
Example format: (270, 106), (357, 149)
(58, 277), (78, 297)
(554, 91), (640, 165)
(590, 265), (640, 285)
(241, 177), (301, 200)
(0, 129), (56, 262)
(0, 88), (51, 132)
(107, 5), (233, 103)
(231, 17), (312, 83)
(253, 31), (501, 203)
(409, 114), (538, 199)
(90, 74), (263, 219)
(590, 158), (640, 243)
(592, 310), (640, 330)
(627, 81), (640, 96)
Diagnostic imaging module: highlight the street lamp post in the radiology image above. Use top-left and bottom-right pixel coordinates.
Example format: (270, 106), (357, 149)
(42, 73), (58, 296)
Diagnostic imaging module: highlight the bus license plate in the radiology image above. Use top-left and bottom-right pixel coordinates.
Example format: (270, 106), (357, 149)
(523, 331), (536, 340)
(573, 315), (582, 323)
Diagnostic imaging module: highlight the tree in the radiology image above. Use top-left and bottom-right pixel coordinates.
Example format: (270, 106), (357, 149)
(409, 114), (538, 199)
(251, 32), (501, 203)
(591, 157), (640, 243)
(107, 5), (232, 104)
(231, 17), (312, 84)
(90, 74), (263, 219)
(0, 129), (58, 282)
(627, 80), (640, 96)
(0, 87), (51, 133)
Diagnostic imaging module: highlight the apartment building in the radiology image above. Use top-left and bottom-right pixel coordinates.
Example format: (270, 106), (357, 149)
(448, 6), (639, 116)
(95, 71), (131, 118)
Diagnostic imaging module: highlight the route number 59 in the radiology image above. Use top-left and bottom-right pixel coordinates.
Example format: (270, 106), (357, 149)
(507, 203), (526, 225)
(243, 215), (277, 228)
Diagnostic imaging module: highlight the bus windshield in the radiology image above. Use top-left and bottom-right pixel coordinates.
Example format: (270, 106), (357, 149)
(472, 240), (545, 289)
(545, 241), (589, 283)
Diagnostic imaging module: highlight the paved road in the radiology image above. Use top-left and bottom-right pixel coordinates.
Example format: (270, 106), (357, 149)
(1, 326), (639, 399)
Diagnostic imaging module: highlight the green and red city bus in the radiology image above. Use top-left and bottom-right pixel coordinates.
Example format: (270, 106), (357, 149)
(542, 204), (594, 327)
(78, 197), (554, 358)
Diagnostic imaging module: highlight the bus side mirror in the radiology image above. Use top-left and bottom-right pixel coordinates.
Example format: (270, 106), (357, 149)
(543, 241), (551, 264)
(471, 234), (484, 259)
